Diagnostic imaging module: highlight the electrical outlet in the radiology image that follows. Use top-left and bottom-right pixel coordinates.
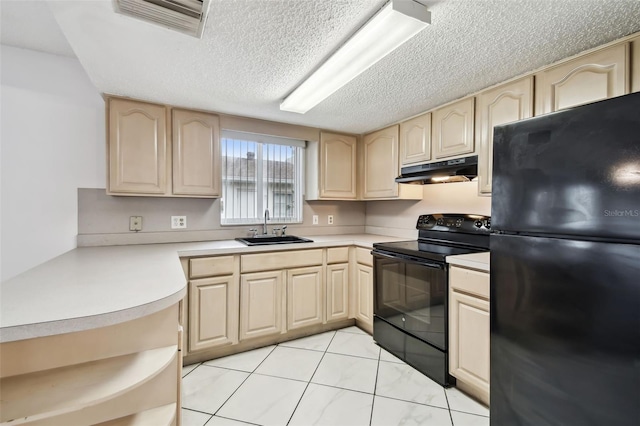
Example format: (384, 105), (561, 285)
(328, 215), (334, 225)
(171, 216), (187, 229)
(312, 215), (319, 225)
(129, 216), (143, 231)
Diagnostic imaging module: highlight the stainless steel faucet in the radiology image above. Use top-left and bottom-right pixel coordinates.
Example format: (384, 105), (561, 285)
(263, 209), (269, 235)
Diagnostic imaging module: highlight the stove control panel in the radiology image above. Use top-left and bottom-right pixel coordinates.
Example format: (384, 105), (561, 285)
(416, 214), (491, 233)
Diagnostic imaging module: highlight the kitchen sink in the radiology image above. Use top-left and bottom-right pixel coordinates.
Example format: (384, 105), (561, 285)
(235, 235), (314, 246)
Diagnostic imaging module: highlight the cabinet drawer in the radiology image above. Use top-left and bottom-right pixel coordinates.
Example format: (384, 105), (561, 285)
(327, 247), (349, 264)
(450, 266), (489, 299)
(241, 249), (323, 273)
(190, 256), (235, 279)
(355, 247), (373, 266)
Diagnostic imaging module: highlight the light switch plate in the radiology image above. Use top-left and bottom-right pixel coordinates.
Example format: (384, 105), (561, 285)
(312, 215), (319, 225)
(171, 216), (187, 229)
(129, 216), (143, 231)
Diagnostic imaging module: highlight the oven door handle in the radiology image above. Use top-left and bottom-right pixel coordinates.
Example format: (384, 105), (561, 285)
(371, 250), (444, 270)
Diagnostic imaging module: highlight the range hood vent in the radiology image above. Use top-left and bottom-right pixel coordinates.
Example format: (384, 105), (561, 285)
(396, 155), (478, 184)
(113, 0), (210, 38)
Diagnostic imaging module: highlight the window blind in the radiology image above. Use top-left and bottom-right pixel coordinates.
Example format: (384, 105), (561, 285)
(221, 131), (304, 225)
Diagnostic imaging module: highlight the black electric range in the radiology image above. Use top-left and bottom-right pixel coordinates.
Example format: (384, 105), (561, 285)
(371, 213), (490, 387)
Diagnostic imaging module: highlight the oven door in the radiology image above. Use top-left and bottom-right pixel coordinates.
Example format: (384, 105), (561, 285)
(372, 249), (448, 350)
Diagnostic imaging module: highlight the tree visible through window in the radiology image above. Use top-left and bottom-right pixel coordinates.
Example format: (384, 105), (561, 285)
(220, 131), (304, 225)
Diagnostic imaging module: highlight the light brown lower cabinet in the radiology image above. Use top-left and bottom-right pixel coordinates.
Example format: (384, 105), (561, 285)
(449, 266), (490, 405)
(239, 270), (285, 341)
(287, 266), (324, 330)
(355, 263), (374, 331)
(352, 247), (374, 334)
(326, 263), (349, 322)
(189, 275), (239, 352)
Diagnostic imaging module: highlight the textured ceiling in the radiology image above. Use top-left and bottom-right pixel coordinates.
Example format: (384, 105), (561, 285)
(3, 1), (640, 134)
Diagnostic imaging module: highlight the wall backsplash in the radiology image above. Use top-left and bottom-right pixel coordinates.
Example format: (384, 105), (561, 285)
(78, 189), (366, 246)
(365, 182), (492, 238)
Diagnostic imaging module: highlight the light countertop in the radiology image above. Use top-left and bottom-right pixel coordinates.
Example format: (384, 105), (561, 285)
(0, 234), (405, 343)
(446, 251), (490, 272)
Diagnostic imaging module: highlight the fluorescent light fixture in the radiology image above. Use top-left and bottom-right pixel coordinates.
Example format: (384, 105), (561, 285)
(280, 0), (431, 114)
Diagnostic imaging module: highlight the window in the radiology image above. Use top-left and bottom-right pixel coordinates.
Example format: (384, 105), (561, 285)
(221, 131), (304, 225)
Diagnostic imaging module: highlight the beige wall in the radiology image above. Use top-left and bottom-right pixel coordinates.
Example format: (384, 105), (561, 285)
(78, 189), (366, 246)
(365, 182), (491, 238)
(78, 182), (491, 246)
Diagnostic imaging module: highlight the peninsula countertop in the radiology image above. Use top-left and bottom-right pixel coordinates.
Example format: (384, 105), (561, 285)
(0, 234), (406, 343)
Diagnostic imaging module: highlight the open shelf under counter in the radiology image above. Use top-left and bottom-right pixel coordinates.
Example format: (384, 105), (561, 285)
(0, 345), (177, 425)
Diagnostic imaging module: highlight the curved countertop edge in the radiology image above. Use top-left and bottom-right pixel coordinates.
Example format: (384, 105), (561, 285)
(0, 288), (187, 343)
(446, 251), (490, 272)
(0, 234), (405, 343)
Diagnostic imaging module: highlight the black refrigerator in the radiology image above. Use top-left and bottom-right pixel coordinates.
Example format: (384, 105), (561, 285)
(490, 92), (640, 426)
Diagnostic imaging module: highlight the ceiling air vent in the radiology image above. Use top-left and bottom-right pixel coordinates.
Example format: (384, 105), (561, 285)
(113, 0), (211, 38)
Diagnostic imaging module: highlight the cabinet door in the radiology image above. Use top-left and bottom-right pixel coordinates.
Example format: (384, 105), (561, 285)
(432, 97), (475, 159)
(240, 271), (284, 340)
(108, 98), (169, 195)
(363, 125), (399, 199)
(632, 36), (640, 93)
(400, 113), (431, 166)
(535, 44), (629, 115)
(356, 264), (373, 327)
(449, 289), (490, 403)
(320, 132), (357, 199)
(189, 275), (239, 352)
(172, 109), (221, 197)
(287, 266), (323, 330)
(476, 77), (533, 195)
(326, 263), (349, 323)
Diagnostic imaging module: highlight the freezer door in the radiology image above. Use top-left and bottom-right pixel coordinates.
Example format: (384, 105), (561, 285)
(492, 91), (640, 241)
(490, 234), (640, 426)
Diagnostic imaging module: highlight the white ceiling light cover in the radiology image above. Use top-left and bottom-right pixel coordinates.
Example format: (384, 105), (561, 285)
(280, 0), (431, 114)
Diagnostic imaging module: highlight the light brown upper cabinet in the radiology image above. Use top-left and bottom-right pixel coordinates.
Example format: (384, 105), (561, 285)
(535, 44), (629, 115)
(306, 132), (357, 200)
(632, 36), (640, 93)
(172, 109), (221, 197)
(362, 125), (422, 200)
(108, 98), (169, 195)
(400, 113), (432, 166)
(432, 97), (475, 159)
(476, 77), (534, 195)
(107, 97), (220, 198)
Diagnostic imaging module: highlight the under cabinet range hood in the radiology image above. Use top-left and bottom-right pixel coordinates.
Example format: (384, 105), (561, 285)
(396, 155), (478, 184)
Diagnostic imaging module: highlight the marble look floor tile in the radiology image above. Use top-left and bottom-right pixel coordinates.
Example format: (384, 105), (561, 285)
(278, 331), (336, 352)
(451, 410), (491, 426)
(375, 361), (448, 409)
(205, 415), (257, 425)
(216, 374), (307, 426)
(311, 353), (378, 393)
(379, 348), (404, 364)
(445, 388), (490, 416)
(288, 383), (374, 426)
(203, 345), (275, 372)
(182, 362), (200, 377)
(181, 408), (212, 426)
(371, 396), (453, 426)
(337, 325), (368, 335)
(182, 366), (249, 414)
(254, 346), (324, 381)
(326, 331), (380, 360)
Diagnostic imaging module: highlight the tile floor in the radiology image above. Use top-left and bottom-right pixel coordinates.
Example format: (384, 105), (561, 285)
(181, 326), (489, 426)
